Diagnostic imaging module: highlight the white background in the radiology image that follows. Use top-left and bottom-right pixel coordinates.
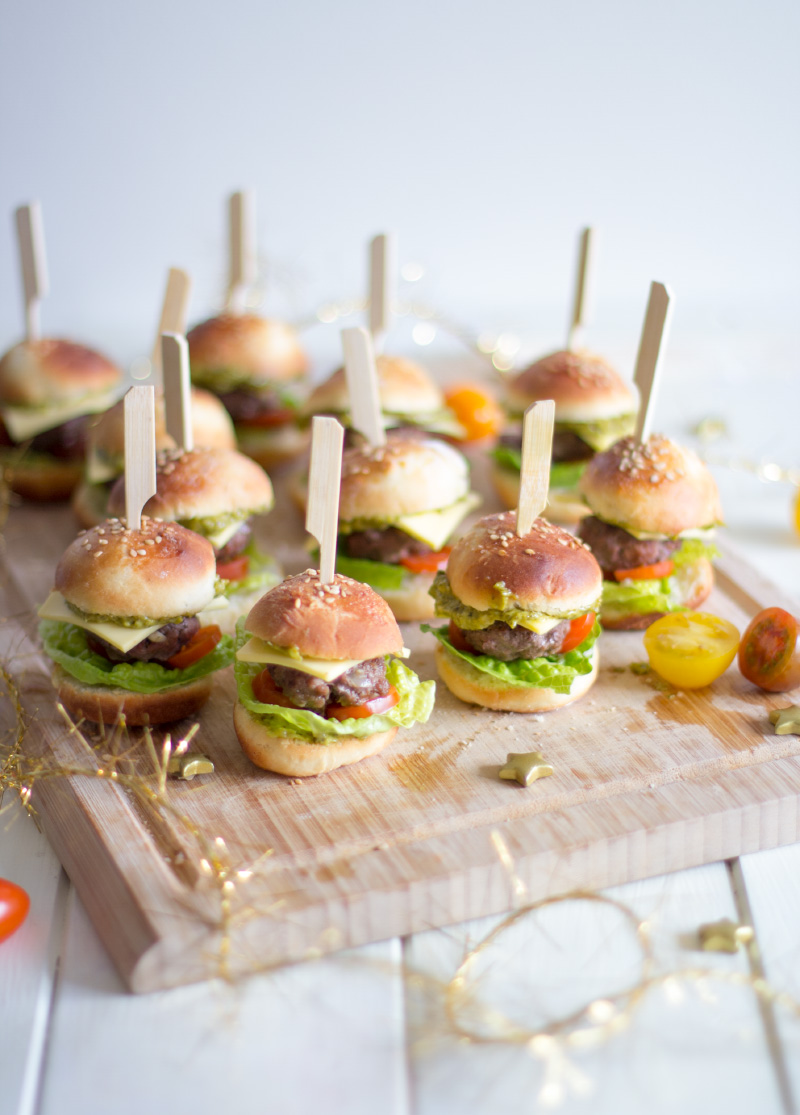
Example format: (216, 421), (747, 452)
(1, 0), (798, 365)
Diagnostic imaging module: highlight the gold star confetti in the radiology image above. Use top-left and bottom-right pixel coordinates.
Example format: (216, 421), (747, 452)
(698, 918), (754, 953)
(769, 707), (800, 735)
(498, 751), (554, 787)
(167, 754), (215, 780)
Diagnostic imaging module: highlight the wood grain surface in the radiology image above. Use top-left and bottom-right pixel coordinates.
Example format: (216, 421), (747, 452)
(3, 469), (800, 994)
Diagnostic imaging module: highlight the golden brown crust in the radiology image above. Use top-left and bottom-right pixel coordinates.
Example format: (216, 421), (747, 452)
(339, 431), (470, 521)
(434, 642), (598, 711)
(233, 422), (310, 471)
(0, 340), (122, 407)
(506, 349), (636, 422)
(233, 702), (397, 776)
(4, 457), (83, 501)
(54, 667), (213, 726)
(599, 557), (714, 630)
(579, 435), (723, 537)
(446, 510), (602, 615)
(55, 518), (217, 619)
(306, 355), (442, 417)
(107, 447), (273, 521)
(244, 571), (404, 660)
(187, 314), (308, 384)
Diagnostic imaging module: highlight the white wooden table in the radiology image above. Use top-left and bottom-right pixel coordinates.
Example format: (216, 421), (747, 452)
(3, 334), (800, 1115)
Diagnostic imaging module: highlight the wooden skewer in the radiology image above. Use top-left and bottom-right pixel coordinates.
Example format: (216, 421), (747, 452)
(369, 233), (394, 354)
(161, 333), (193, 451)
(228, 190), (256, 314)
(566, 226), (595, 352)
(341, 326), (386, 448)
(15, 202), (49, 342)
(151, 268), (192, 374)
(124, 386), (157, 531)
(632, 281), (673, 444)
(306, 417), (344, 584)
(516, 399), (555, 536)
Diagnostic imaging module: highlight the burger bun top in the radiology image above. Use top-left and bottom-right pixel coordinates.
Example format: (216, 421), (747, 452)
(187, 313), (308, 385)
(0, 339), (122, 407)
(506, 350), (636, 423)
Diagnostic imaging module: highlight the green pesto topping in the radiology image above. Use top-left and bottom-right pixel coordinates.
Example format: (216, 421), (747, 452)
(179, 509), (253, 537)
(65, 601), (191, 629)
(190, 366), (303, 406)
(428, 572), (593, 630)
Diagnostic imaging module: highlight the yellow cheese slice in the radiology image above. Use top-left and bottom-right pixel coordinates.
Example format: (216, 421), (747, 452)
(2, 389), (120, 442)
(393, 492), (481, 551)
(204, 519), (249, 550)
(616, 525), (718, 542)
(38, 591), (226, 653)
(514, 613), (564, 634)
(236, 637), (410, 681)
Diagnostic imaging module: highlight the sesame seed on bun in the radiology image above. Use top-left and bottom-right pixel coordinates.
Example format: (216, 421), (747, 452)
(187, 313), (308, 386)
(506, 350), (637, 424)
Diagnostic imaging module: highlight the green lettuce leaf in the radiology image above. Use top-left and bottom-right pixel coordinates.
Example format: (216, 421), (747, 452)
(491, 444), (521, 472)
(334, 551), (408, 591)
(40, 620), (235, 692)
(422, 621), (600, 694)
(234, 635), (435, 742)
(671, 538), (720, 566)
(600, 578), (682, 616)
(491, 447), (587, 493)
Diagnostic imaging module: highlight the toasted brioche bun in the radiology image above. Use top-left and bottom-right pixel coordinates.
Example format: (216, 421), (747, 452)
(579, 435), (723, 538)
(187, 313), (308, 385)
(71, 478), (113, 528)
(234, 422), (310, 471)
(245, 570), (404, 660)
(446, 511), (602, 617)
(306, 355), (442, 418)
(340, 431), (470, 521)
(490, 462), (588, 524)
(107, 447), (273, 522)
(0, 339), (122, 407)
(3, 456), (84, 501)
(434, 642), (598, 712)
(506, 350), (636, 422)
(233, 702), (397, 776)
(55, 518), (217, 620)
(600, 557), (714, 630)
(54, 665), (213, 726)
(189, 387), (237, 448)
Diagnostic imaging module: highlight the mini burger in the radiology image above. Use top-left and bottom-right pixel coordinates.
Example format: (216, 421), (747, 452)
(107, 447), (280, 633)
(492, 350), (637, 522)
(0, 339), (122, 500)
(72, 387), (237, 528)
(233, 570), (435, 776)
(187, 313), (309, 470)
(305, 354), (466, 442)
(38, 518), (234, 725)
(424, 511), (602, 712)
(577, 434), (723, 630)
(336, 431), (481, 621)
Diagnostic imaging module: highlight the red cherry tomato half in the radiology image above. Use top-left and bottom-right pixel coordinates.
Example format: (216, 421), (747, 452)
(165, 625), (222, 670)
(559, 611), (597, 653)
(400, 549), (452, 575)
(216, 555), (250, 581)
(738, 607), (800, 692)
(326, 686), (400, 720)
(251, 669), (299, 708)
(0, 879), (30, 944)
(238, 409), (296, 429)
(448, 620), (475, 654)
(613, 560), (675, 582)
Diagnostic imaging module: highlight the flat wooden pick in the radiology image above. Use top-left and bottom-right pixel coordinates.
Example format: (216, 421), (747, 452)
(306, 417), (344, 583)
(516, 399), (555, 536)
(15, 202), (49, 342)
(369, 233), (394, 353)
(632, 281), (673, 444)
(341, 326), (386, 448)
(151, 268), (192, 374)
(228, 190), (256, 314)
(124, 386), (157, 531)
(161, 333), (193, 450)
(567, 226), (595, 351)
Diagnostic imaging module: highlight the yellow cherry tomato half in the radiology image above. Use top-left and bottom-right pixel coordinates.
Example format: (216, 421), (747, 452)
(643, 612), (740, 689)
(444, 383), (504, 442)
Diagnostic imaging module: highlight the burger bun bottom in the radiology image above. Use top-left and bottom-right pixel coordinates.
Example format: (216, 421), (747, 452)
(4, 457), (83, 502)
(491, 464), (589, 524)
(600, 557), (714, 630)
(434, 642), (598, 712)
(233, 701), (398, 776)
(54, 667), (213, 726)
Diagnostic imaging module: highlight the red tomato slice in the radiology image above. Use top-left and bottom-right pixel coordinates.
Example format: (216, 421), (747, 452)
(613, 560), (675, 582)
(0, 878), (30, 944)
(448, 620), (475, 654)
(326, 685), (400, 720)
(400, 548), (452, 574)
(738, 607), (800, 692)
(166, 625), (222, 670)
(559, 611), (597, 653)
(238, 409), (296, 429)
(251, 669), (299, 708)
(216, 555), (250, 581)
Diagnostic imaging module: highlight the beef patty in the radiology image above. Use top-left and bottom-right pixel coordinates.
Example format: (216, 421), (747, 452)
(577, 515), (679, 579)
(217, 389), (292, 424)
(214, 521), (252, 563)
(0, 414), (89, 460)
(342, 526), (433, 564)
(458, 619), (571, 661)
(499, 428), (593, 465)
(268, 656), (390, 712)
(87, 616), (201, 665)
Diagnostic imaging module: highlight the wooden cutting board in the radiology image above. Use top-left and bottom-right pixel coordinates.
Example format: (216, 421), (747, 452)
(3, 472), (800, 993)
